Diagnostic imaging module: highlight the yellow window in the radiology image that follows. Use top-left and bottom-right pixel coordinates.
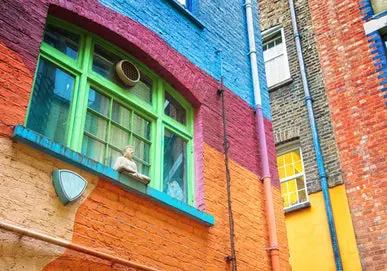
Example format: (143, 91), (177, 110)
(277, 147), (308, 209)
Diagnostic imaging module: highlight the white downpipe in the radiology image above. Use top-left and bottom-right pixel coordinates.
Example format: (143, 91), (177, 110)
(245, 0), (262, 108)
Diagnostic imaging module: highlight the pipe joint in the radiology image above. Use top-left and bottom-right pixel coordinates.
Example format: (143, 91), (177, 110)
(265, 246), (279, 254)
(305, 96), (313, 103)
(319, 173), (328, 179)
(260, 175), (271, 181)
(293, 32), (301, 39)
(248, 50), (257, 55)
(244, 2), (253, 8)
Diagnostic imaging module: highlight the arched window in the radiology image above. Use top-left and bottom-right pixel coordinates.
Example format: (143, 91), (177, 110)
(26, 17), (195, 205)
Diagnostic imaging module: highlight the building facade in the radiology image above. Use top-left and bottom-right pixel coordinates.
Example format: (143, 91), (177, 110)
(309, 0), (386, 270)
(259, 0), (386, 270)
(0, 0), (290, 270)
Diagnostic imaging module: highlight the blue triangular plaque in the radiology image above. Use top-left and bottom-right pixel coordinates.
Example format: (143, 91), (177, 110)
(52, 170), (88, 205)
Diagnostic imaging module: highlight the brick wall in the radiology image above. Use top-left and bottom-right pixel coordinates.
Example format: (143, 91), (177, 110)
(308, 0), (387, 269)
(98, 0), (272, 119)
(0, 0), (289, 270)
(258, 0), (343, 193)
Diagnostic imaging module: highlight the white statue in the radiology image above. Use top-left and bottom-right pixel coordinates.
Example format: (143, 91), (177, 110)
(114, 145), (150, 185)
(113, 146), (137, 173)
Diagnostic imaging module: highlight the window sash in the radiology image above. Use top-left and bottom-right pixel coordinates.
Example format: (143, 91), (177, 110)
(277, 147), (309, 209)
(262, 28), (291, 87)
(26, 16), (195, 206)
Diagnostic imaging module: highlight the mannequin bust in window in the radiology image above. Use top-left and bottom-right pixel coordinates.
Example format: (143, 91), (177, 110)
(114, 145), (150, 185)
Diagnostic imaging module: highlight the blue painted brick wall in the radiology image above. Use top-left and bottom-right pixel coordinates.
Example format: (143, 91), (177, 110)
(99, 0), (271, 120)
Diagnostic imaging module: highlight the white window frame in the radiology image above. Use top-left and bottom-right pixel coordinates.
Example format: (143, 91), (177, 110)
(262, 26), (291, 88)
(276, 143), (309, 210)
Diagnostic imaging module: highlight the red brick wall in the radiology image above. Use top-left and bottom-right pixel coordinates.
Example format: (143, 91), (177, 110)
(308, 0), (387, 269)
(0, 42), (33, 136)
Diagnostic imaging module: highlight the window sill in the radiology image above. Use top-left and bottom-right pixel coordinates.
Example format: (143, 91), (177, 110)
(12, 125), (214, 226)
(268, 77), (293, 92)
(166, 0), (205, 29)
(284, 201), (311, 214)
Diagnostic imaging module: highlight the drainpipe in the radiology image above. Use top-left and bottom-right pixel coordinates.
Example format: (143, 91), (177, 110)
(287, 0), (344, 270)
(244, 1), (280, 270)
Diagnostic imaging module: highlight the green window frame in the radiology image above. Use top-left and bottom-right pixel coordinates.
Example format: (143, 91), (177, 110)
(25, 17), (195, 205)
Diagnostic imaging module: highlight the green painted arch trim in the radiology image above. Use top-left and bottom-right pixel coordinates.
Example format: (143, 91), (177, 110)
(12, 125), (214, 226)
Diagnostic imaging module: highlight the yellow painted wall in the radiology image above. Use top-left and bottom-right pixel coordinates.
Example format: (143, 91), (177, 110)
(285, 185), (362, 271)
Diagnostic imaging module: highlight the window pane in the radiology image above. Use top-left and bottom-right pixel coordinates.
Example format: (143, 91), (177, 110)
(278, 166), (285, 179)
(275, 36), (282, 45)
(133, 114), (150, 140)
(110, 124), (130, 149)
(112, 102), (131, 129)
(107, 147), (121, 169)
(134, 160), (150, 177)
(163, 130), (187, 202)
(26, 59), (74, 145)
(284, 153), (292, 165)
(289, 192), (298, 205)
(93, 44), (129, 88)
(292, 149), (301, 162)
(294, 161), (303, 174)
(132, 136), (150, 163)
(164, 92), (186, 125)
(283, 196), (290, 208)
(93, 44), (120, 79)
(296, 176), (305, 189)
(93, 45), (153, 103)
(82, 135), (105, 163)
(130, 72), (153, 103)
(88, 88), (110, 116)
(288, 179), (297, 193)
(280, 182), (288, 194)
(84, 111), (107, 140)
(298, 189), (307, 203)
(43, 25), (79, 59)
(277, 156), (284, 167)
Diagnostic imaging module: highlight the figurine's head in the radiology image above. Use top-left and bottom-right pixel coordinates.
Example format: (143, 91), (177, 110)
(123, 145), (135, 160)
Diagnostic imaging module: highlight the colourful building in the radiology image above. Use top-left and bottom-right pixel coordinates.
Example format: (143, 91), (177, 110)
(259, 0), (386, 270)
(0, 0), (290, 270)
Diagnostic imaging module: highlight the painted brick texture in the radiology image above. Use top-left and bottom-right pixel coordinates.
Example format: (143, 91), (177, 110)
(0, 0), (270, 180)
(0, 42), (33, 136)
(308, 0), (387, 269)
(98, 0), (272, 119)
(0, 139), (290, 270)
(0, 0), (289, 270)
(258, 0), (344, 194)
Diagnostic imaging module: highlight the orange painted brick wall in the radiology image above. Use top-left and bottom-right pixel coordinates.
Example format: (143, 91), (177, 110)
(40, 144), (289, 270)
(308, 0), (387, 270)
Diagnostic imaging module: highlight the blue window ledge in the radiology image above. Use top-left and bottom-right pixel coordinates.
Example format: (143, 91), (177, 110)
(165, 0), (205, 29)
(12, 125), (214, 226)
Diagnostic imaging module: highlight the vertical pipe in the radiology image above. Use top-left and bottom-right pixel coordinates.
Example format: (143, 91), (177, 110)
(217, 49), (238, 271)
(244, 1), (280, 270)
(287, 0), (343, 270)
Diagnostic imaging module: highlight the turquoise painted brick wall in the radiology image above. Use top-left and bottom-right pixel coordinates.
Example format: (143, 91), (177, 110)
(99, 0), (271, 120)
